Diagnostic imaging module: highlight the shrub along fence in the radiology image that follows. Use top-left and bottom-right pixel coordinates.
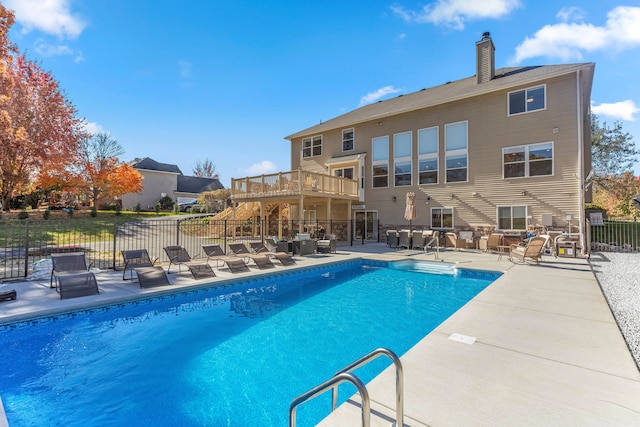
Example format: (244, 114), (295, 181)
(0, 216), (360, 281)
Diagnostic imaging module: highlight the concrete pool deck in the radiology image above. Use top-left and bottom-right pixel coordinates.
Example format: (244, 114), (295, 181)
(1, 244), (640, 426)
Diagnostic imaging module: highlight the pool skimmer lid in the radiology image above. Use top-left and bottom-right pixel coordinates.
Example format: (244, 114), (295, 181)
(448, 333), (476, 345)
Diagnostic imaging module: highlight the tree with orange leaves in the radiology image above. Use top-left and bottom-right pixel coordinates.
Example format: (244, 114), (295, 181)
(0, 3), (88, 211)
(74, 132), (142, 207)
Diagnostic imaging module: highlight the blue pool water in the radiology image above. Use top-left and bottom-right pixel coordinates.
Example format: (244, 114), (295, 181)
(0, 260), (500, 426)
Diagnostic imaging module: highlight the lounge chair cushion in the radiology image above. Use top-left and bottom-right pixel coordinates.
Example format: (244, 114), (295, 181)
(0, 290), (17, 301)
(56, 271), (99, 299)
(186, 263), (216, 279)
(135, 267), (171, 288)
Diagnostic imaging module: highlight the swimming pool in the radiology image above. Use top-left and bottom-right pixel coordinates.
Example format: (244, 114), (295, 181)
(0, 259), (500, 426)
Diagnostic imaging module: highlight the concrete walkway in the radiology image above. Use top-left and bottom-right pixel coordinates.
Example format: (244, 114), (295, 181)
(1, 244), (640, 426)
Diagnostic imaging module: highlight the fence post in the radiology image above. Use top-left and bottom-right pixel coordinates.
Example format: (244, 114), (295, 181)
(223, 220), (227, 252)
(23, 218), (30, 278)
(176, 218), (181, 246)
(113, 220), (118, 270)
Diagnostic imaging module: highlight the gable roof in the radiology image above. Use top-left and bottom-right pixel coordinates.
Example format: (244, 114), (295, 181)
(286, 63), (595, 140)
(130, 157), (183, 174)
(177, 175), (225, 194)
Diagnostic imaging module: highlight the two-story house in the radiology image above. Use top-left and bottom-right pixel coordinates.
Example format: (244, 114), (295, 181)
(230, 33), (594, 247)
(122, 157), (225, 210)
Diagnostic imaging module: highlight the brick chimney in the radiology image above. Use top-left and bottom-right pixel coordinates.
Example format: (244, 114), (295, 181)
(476, 32), (495, 84)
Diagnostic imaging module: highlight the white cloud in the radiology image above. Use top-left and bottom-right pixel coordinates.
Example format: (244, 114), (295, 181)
(83, 121), (105, 135)
(178, 60), (192, 79)
(391, 0), (521, 30)
(35, 40), (84, 62)
(556, 6), (586, 23)
(359, 86), (403, 106)
(5, 0), (86, 39)
(243, 160), (277, 175)
(512, 6), (640, 63)
(592, 100), (640, 122)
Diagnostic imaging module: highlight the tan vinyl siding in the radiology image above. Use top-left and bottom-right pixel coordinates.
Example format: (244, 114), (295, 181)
(289, 67), (591, 231)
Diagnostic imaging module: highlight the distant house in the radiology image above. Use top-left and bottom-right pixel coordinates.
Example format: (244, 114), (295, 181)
(121, 157), (224, 210)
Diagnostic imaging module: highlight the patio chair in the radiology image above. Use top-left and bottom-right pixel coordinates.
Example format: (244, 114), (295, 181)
(411, 230), (426, 250)
(121, 249), (158, 280)
(249, 242), (296, 265)
(423, 230), (440, 254)
(163, 245), (216, 278)
(316, 234), (337, 254)
(386, 230), (399, 248)
(443, 232), (472, 250)
(228, 243), (275, 269)
(486, 233), (504, 252)
(50, 252), (93, 288)
(398, 230), (412, 249)
(134, 266), (171, 288)
(509, 236), (547, 265)
(202, 244), (250, 273)
(265, 237), (290, 254)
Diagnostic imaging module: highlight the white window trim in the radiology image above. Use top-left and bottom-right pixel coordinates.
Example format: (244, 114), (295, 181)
(431, 207), (454, 229)
(372, 136), (389, 189)
(507, 84), (547, 116)
(302, 135), (322, 158)
(342, 128), (354, 152)
(502, 141), (554, 179)
(393, 131), (412, 187)
(444, 121), (468, 184)
(497, 205), (528, 230)
(418, 126), (439, 185)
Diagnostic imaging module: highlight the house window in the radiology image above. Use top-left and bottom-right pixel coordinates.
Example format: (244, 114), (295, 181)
(334, 167), (354, 180)
(302, 135), (322, 158)
(431, 207), (453, 229)
(445, 121), (467, 183)
(508, 85), (545, 115)
(498, 205), (527, 230)
(418, 126), (438, 184)
(342, 128), (354, 152)
(394, 131), (412, 186)
(372, 136), (389, 188)
(503, 142), (553, 178)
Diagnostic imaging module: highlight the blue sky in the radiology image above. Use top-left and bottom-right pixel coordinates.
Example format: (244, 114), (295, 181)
(5, 0), (640, 186)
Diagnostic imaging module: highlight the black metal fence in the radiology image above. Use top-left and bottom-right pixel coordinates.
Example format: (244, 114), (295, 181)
(0, 217), (376, 281)
(588, 218), (640, 252)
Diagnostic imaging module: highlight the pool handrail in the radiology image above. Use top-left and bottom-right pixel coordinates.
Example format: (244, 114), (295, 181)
(289, 347), (403, 427)
(289, 372), (370, 427)
(333, 347), (404, 427)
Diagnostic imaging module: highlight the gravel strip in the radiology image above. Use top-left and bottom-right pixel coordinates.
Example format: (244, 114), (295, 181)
(590, 252), (640, 369)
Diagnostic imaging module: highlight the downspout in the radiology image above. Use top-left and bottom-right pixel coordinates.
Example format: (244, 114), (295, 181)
(576, 69), (585, 255)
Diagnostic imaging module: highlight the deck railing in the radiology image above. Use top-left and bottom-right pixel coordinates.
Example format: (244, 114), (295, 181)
(231, 169), (359, 200)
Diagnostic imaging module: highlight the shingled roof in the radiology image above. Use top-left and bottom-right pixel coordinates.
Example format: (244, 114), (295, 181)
(130, 157), (183, 174)
(286, 63), (594, 140)
(177, 175), (225, 193)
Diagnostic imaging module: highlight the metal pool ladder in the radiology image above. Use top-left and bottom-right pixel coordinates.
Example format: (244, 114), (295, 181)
(289, 347), (404, 427)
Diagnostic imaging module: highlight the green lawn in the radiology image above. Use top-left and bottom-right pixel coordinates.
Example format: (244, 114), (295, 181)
(0, 211), (179, 247)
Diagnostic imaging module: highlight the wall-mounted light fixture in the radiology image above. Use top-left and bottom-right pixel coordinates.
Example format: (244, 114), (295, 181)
(425, 196), (431, 205)
(521, 190), (526, 196)
(553, 127), (560, 133)
(451, 193), (455, 199)
(392, 196), (397, 202)
(377, 121), (383, 126)
(471, 192), (478, 196)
